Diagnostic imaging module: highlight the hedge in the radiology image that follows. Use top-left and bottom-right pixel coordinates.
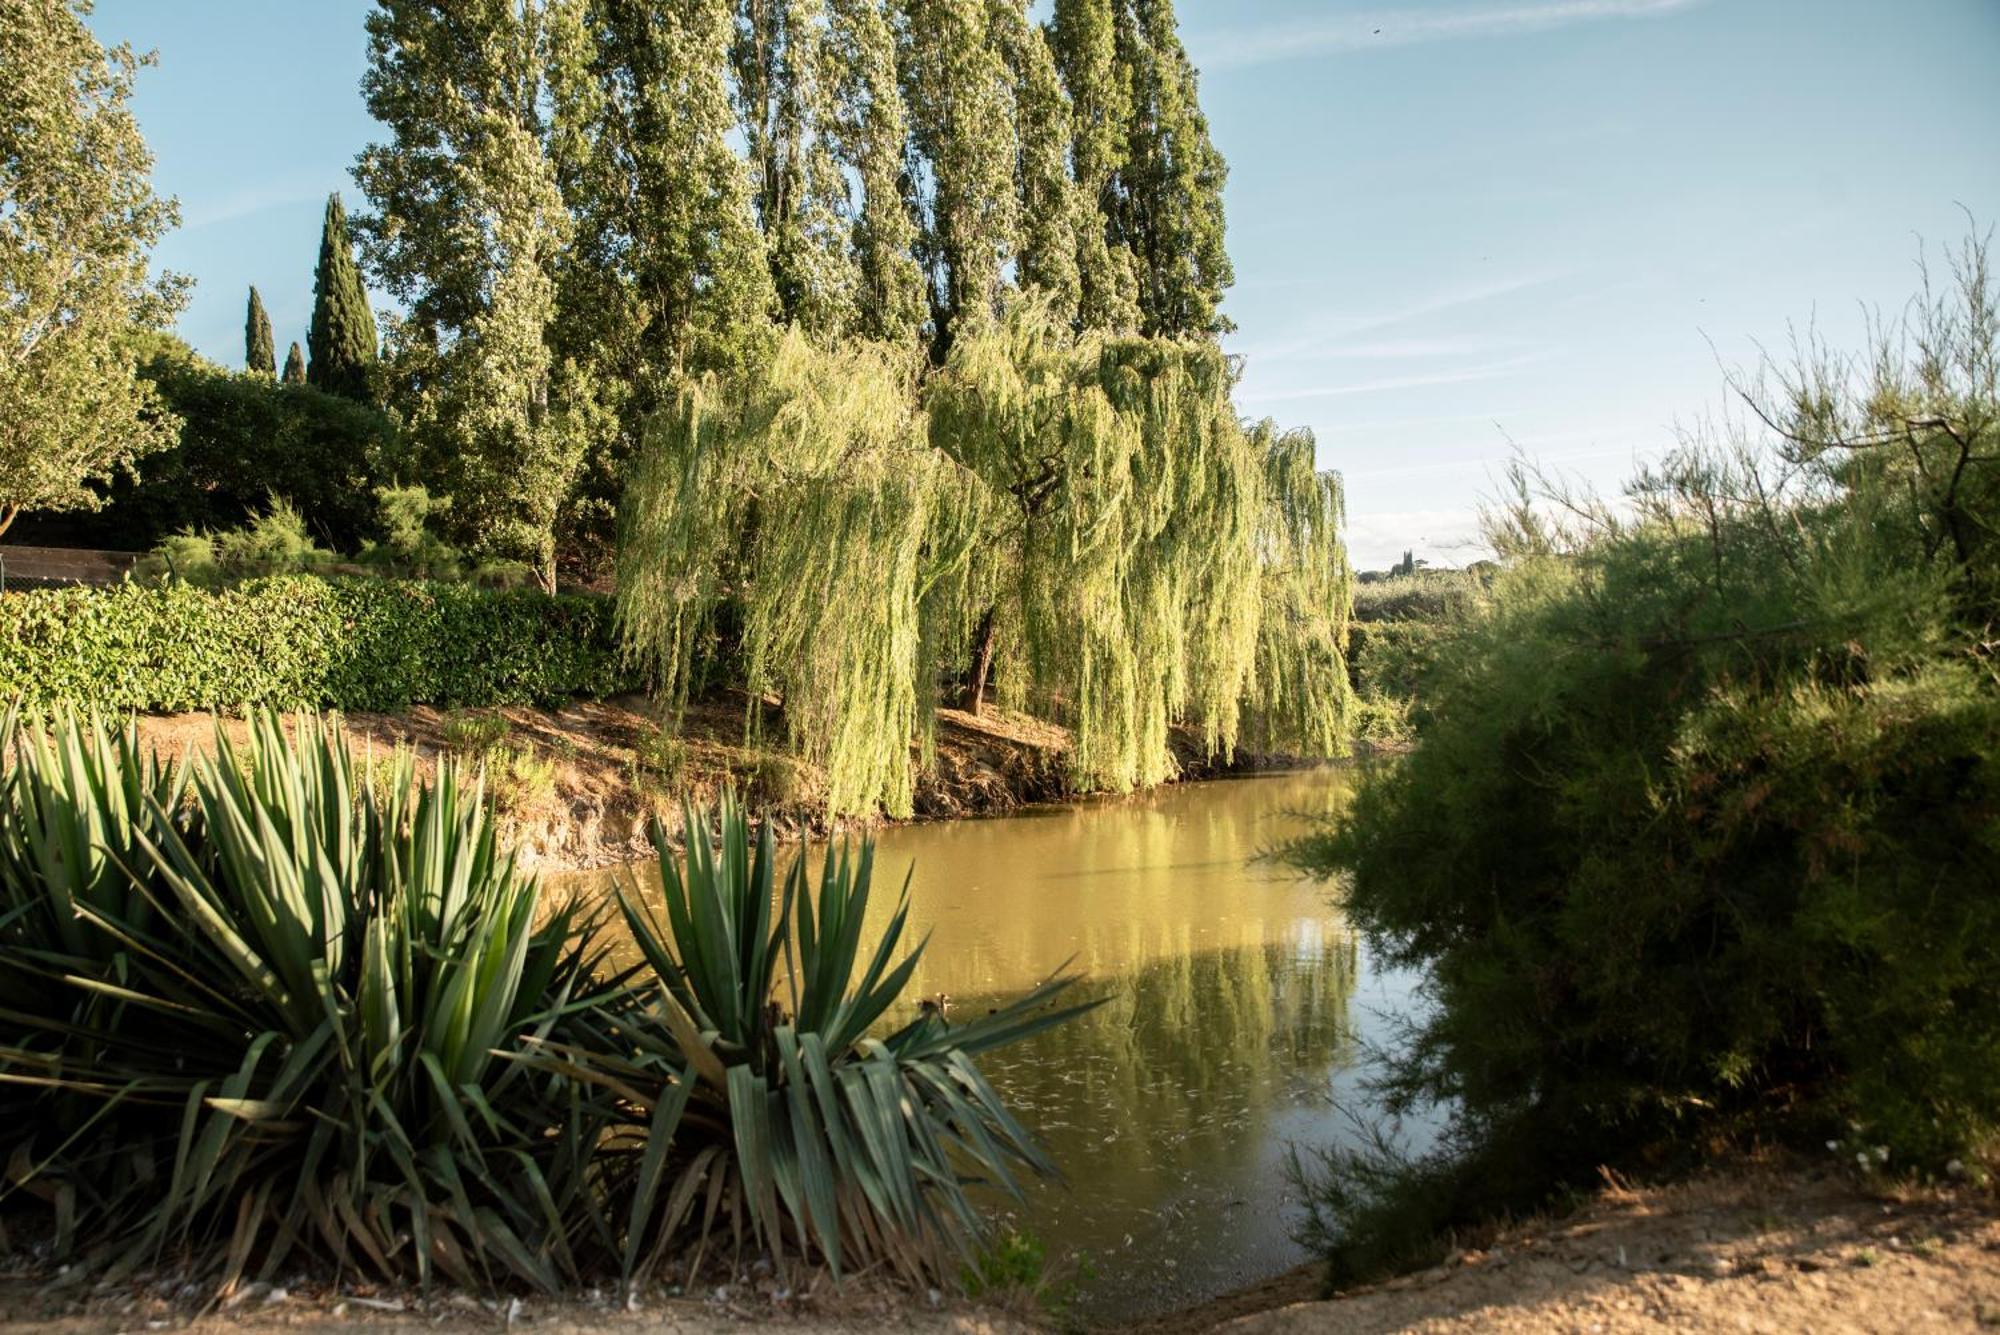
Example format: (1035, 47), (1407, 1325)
(0, 575), (637, 713)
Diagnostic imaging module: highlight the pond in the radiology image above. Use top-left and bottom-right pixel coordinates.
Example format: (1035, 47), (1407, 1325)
(571, 768), (1421, 1321)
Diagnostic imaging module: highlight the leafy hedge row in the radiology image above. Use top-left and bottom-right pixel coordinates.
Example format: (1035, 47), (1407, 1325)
(0, 575), (635, 713)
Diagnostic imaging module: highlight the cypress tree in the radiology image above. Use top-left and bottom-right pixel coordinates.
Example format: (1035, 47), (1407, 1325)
(281, 341), (306, 384)
(244, 285), (275, 374)
(306, 192), (379, 401)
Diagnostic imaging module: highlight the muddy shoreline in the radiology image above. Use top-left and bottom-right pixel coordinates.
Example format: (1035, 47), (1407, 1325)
(128, 694), (1327, 874)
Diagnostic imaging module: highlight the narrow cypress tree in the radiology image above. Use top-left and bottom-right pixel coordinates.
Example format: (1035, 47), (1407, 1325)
(306, 192), (379, 401)
(1050, 0), (1141, 331)
(281, 341), (306, 384)
(244, 285), (275, 374)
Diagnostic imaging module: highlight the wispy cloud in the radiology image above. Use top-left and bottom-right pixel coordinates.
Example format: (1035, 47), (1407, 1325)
(1238, 353), (1545, 405)
(1231, 270), (1570, 364)
(1197, 0), (1706, 71)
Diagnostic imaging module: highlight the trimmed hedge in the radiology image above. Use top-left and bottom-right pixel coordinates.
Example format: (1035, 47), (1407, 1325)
(0, 575), (635, 713)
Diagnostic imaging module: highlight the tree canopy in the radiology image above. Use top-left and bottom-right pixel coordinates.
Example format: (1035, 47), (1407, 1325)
(0, 0), (184, 537)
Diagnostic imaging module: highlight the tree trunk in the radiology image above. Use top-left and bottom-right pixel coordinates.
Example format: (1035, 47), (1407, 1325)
(0, 505), (16, 540)
(961, 606), (997, 716)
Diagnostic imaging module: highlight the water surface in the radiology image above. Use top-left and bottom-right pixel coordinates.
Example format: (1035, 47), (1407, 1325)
(576, 769), (1417, 1320)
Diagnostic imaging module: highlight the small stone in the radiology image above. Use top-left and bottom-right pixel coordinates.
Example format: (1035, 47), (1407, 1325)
(1707, 1258), (1735, 1278)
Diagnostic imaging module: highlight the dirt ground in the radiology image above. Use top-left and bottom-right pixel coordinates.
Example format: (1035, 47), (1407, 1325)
(1202, 1167), (2000, 1334)
(6, 1168), (1994, 1333)
(125, 694), (1301, 873)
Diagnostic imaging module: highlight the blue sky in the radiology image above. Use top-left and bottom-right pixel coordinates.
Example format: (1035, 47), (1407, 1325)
(93, 0), (2000, 568)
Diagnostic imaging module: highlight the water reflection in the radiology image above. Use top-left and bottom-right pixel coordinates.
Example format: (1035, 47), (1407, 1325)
(563, 769), (1396, 1320)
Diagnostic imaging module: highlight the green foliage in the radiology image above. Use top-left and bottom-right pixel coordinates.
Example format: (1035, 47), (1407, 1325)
(244, 285), (275, 374)
(306, 193), (378, 401)
(0, 574), (631, 713)
(0, 0), (184, 534)
(0, 721), (1088, 1290)
(0, 711), (609, 1287)
(281, 340), (306, 384)
(619, 332), (960, 819)
(27, 335), (399, 552)
(1285, 235), (2000, 1270)
(541, 796), (1099, 1282)
(146, 498), (336, 584)
(359, 483), (464, 578)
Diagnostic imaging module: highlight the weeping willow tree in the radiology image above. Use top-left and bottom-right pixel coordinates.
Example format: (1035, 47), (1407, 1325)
(1246, 420), (1354, 757)
(620, 305), (1349, 818)
(928, 298), (1349, 791)
(617, 332), (978, 818)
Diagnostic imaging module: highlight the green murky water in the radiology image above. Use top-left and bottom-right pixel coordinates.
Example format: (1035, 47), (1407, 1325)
(572, 768), (1418, 1320)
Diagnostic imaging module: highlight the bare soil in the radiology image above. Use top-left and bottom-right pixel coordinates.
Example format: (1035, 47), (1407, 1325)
(1199, 1166), (2000, 1334)
(125, 695), (1305, 873)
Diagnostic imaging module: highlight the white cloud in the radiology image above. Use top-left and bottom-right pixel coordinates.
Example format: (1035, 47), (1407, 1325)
(1343, 507), (1491, 569)
(1197, 0), (1707, 71)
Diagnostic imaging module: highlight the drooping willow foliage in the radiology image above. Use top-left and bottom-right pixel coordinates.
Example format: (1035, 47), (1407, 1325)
(618, 333), (979, 817)
(620, 305), (1352, 818)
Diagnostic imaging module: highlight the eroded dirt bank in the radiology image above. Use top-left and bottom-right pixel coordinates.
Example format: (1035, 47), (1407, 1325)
(127, 694), (1309, 873)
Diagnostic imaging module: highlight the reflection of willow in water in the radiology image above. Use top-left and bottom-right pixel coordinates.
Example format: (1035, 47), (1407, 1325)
(970, 931), (1359, 1211)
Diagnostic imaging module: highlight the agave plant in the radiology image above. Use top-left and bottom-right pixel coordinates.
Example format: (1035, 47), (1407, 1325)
(0, 711), (616, 1290)
(539, 796), (1098, 1286)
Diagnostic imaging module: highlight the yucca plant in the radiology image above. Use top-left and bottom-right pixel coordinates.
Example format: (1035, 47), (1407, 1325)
(539, 796), (1098, 1287)
(0, 711), (617, 1290)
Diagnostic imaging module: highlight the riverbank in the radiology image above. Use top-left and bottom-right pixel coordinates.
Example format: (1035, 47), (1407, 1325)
(127, 694), (1315, 873)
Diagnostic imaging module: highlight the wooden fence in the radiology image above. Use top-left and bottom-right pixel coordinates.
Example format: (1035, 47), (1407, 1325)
(0, 545), (144, 591)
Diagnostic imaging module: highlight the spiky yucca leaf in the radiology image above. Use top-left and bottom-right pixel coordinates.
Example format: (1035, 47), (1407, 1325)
(550, 796), (1100, 1286)
(0, 711), (618, 1291)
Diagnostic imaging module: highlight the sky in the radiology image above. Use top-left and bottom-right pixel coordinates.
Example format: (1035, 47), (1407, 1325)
(91, 0), (2000, 569)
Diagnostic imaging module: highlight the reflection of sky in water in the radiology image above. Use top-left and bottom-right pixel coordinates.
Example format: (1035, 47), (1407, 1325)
(566, 770), (1427, 1321)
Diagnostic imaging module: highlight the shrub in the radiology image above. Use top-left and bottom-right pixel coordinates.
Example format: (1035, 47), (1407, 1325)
(0, 712), (609, 1287)
(0, 574), (633, 713)
(1287, 232), (2000, 1266)
(0, 716), (1091, 1292)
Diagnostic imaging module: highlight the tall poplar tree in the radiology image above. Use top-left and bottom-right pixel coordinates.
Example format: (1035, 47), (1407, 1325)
(244, 285), (275, 374)
(993, 1), (1080, 321)
(897, 0), (1018, 359)
(0, 0), (183, 537)
(562, 0), (775, 383)
(734, 0), (856, 332)
(355, 0), (587, 592)
(1112, 0), (1232, 336)
(1048, 0), (1140, 331)
(306, 192), (379, 400)
(828, 0), (925, 345)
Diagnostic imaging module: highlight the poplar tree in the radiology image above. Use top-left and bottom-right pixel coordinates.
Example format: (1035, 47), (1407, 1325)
(0, 0), (183, 538)
(993, 1), (1080, 321)
(1113, 0), (1232, 336)
(897, 0), (1018, 359)
(828, 0), (925, 344)
(734, 0), (856, 332)
(563, 0), (775, 384)
(355, 0), (586, 592)
(244, 285), (276, 374)
(1048, 0), (1140, 331)
(281, 341), (306, 384)
(306, 193), (379, 400)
